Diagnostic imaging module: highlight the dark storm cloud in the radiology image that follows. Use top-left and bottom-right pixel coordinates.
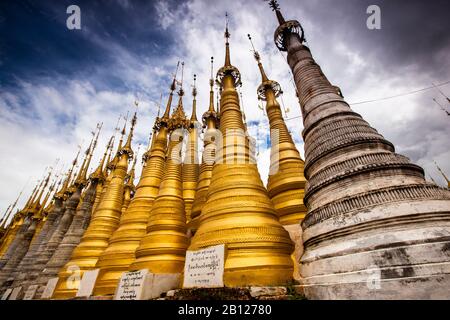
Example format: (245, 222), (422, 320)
(0, 0), (176, 90)
(280, 0), (450, 80)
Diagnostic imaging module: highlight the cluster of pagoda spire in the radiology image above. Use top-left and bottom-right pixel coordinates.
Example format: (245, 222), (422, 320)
(0, 16), (309, 299)
(1, 1), (449, 300)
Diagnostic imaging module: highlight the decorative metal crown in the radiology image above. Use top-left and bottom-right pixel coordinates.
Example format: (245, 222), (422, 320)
(257, 79), (282, 101)
(274, 20), (305, 51)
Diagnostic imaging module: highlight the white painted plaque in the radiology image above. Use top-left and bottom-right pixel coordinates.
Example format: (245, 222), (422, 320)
(23, 284), (39, 300)
(76, 269), (100, 298)
(183, 244), (225, 288)
(115, 269), (149, 300)
(8, 286), (22, 300)
(1, 288), (12, 300)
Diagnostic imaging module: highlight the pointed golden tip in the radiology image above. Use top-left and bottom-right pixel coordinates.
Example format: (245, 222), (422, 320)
(190, 77), (198, 122)
(210, 57), (214, 80)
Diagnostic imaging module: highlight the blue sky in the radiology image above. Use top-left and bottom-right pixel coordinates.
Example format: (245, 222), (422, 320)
(1, 0), (450, 218)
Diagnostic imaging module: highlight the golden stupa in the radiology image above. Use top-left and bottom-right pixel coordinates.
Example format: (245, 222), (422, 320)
(130, 79), (189, 274)
(0, 185), (37, 257)
(182, 75), (200, 222)
(188, 23), (294, 286)
(51, 115), (136, 299)
(92, 80), (176, 296)
(189, 57), (220, 233)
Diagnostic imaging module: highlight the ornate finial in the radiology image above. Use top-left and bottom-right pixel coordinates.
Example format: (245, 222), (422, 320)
(217, 13), (241, 87)
(268, 0), (305, 51)
(161, 62), (180, 121)
(178, 62), (185, 97)
(156, 93), (163, 118)
(192, 74), (197, 97)
(207, 57), (215, 113)
(122, 111), (137, 158)
(96, 134), (114, 174)
(248, 34), (282, 101)
(190, 74), (198, 123)
(224, 13), (231, 67)
(265, 0), (286, 24)
(225, 12), (230, 43)
(76, 123), (101, 185)
(171, 61), (180, 92)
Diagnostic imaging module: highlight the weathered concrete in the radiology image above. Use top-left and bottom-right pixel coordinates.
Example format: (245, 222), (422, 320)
(33, 187), (83, 297)
(15, 198), (65, 289)
(0, 217), (39, 289)
(9, 199), (64, 288)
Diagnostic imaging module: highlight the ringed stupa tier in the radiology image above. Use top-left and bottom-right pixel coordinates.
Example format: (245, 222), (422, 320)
(130, 86), (189, 274)
(93, 80), (175, 296)
(269, 0), (450, 299)
(182, 75), (200, 222)
(52, 115), (136, 299)
(189, 57), (220, 233)
(188, 21), (294, 286)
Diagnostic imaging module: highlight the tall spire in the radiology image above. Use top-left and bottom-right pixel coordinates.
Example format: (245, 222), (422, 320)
(21, 180), (40, 214)
(75, 124), (102, 186)
(224, 12), (231, 67)
(267, 0), (305, 52)
(161, 62), (179, 121)
(188, 21), (294, 287)
(190, 74), (198, 122)
(217, 13), (241, 88)
(208, 57), (216, 113)
(249, 34), (307, 280)
(121, 111), (137, 159)
(82, 122), (102, 180)
(0, 205), (11, 226)
(31, 169), (52, 214)
(266, 0), (286, 24)
(91, 135), (114, 181)
(1, 189), (24, 227)
(93, 79), (174, 295)
(183, 74), (200, 221)
(189, 58), (220, 231)
(56, 148), (81, 199)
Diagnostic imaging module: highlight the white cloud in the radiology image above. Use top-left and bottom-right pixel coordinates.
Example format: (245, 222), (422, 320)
(1, 0), (449, 219)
